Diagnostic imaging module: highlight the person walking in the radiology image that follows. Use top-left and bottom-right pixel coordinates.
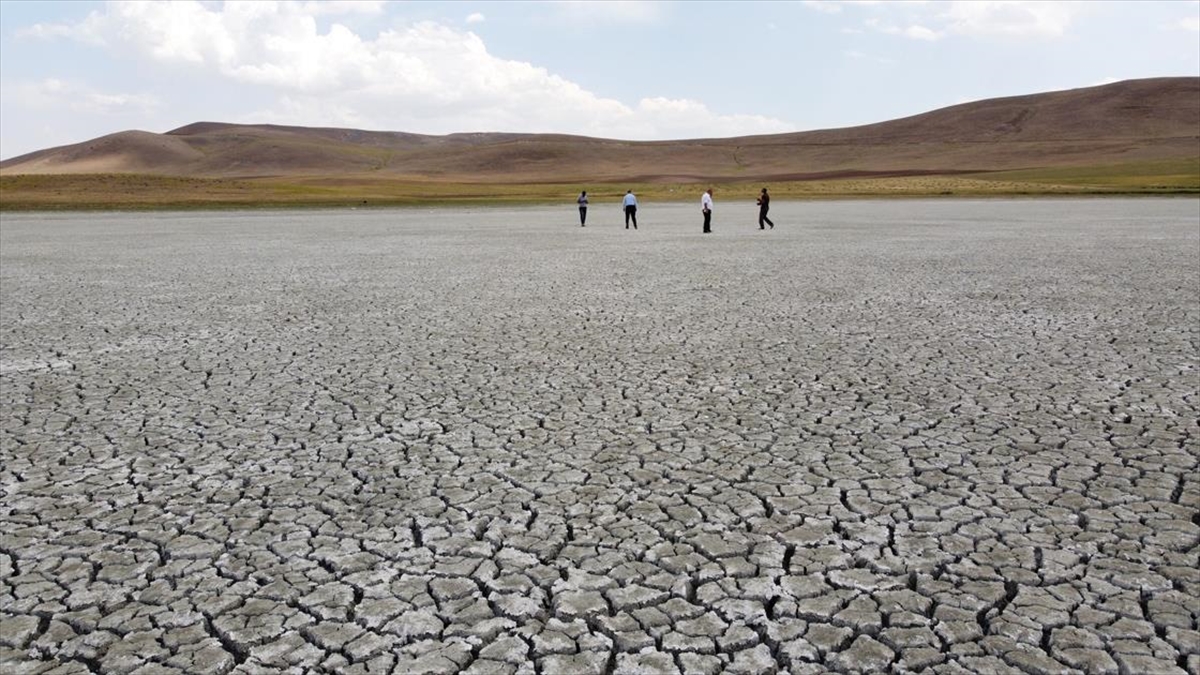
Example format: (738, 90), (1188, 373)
(757, 187), (775, 230)
(622, 190), (638, 229)
(701, 188), (714, 234)
(577, 191), (589, 226)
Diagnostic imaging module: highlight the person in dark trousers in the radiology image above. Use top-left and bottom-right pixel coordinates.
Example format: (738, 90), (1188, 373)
(577, 191), (589, 226)
(757, 187), (775, 229)
(700, 188), (714, 233)
(622, 190), (638, 229)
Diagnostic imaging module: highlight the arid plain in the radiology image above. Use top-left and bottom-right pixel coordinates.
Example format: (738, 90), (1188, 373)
(2, 198), (1197, 673)
(2, 78), (1197, 209)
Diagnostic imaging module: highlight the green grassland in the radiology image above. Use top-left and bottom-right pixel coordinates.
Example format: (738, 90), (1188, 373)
(2, 158), (1196, 211)
(967, 157), (1200, 192)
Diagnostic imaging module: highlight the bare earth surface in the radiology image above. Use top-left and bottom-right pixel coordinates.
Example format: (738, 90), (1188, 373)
(1, 199), (1198, 675)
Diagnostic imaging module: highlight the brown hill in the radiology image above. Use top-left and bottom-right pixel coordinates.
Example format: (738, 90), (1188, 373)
(2, 77), (1197, 183)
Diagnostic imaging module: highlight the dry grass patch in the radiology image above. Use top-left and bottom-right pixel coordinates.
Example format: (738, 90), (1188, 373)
(3, 160), (1197, 211)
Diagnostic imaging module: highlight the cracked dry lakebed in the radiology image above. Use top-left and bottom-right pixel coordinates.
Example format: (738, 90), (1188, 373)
(1, 198), (1198, 674)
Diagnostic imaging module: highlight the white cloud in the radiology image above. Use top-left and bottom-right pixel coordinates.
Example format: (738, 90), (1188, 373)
(903, 24), (940, 41)
(623, 98), (791, 139)
(1175, 16), (1200, 32)
(466, 12), (485, 24)
(844, 50), (897, 65)
(298, 1), (386, 16)
(30, 0), (791, 140)
(816, 0), (1083, 41)
(18, 10), (108, 44)
(940, 1), (1077, 38)
(867, 18), (944, 41)
(548, 1), (666, 24)
(803, 0), (902, 12)
(17, 23), (75, 39)
(11, 78), (160, 115)
(802, 1), (846, 14)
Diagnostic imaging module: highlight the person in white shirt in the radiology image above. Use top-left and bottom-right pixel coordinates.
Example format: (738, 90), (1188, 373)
(700, 188), (714, 234)
(622, 190), (638, 229)
(577, 191), (589, 226)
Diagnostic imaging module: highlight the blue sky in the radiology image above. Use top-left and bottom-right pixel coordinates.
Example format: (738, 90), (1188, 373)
(1, 0), (1197, 160)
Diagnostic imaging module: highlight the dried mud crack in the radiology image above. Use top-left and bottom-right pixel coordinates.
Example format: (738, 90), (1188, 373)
(2, 200), (1198, 674)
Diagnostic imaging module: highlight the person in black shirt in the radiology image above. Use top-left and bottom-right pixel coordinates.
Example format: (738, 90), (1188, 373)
(757, 187), (775, 230)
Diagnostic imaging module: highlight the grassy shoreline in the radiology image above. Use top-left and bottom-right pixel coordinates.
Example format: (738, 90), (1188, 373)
(2, 160), (1197, 211)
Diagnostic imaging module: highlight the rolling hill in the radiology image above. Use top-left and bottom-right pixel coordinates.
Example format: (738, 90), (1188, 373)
(2, 78), (1197, 185)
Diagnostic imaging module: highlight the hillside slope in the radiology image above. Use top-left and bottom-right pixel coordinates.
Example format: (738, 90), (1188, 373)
(2, 77), (1197, 183)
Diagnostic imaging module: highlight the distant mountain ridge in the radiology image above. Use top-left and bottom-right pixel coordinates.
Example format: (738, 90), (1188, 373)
(2, 77), (1197, 183)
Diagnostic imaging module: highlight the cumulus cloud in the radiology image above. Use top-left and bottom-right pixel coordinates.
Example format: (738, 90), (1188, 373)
(24, 0), (791, 140)
(466, 12), (485, 24)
